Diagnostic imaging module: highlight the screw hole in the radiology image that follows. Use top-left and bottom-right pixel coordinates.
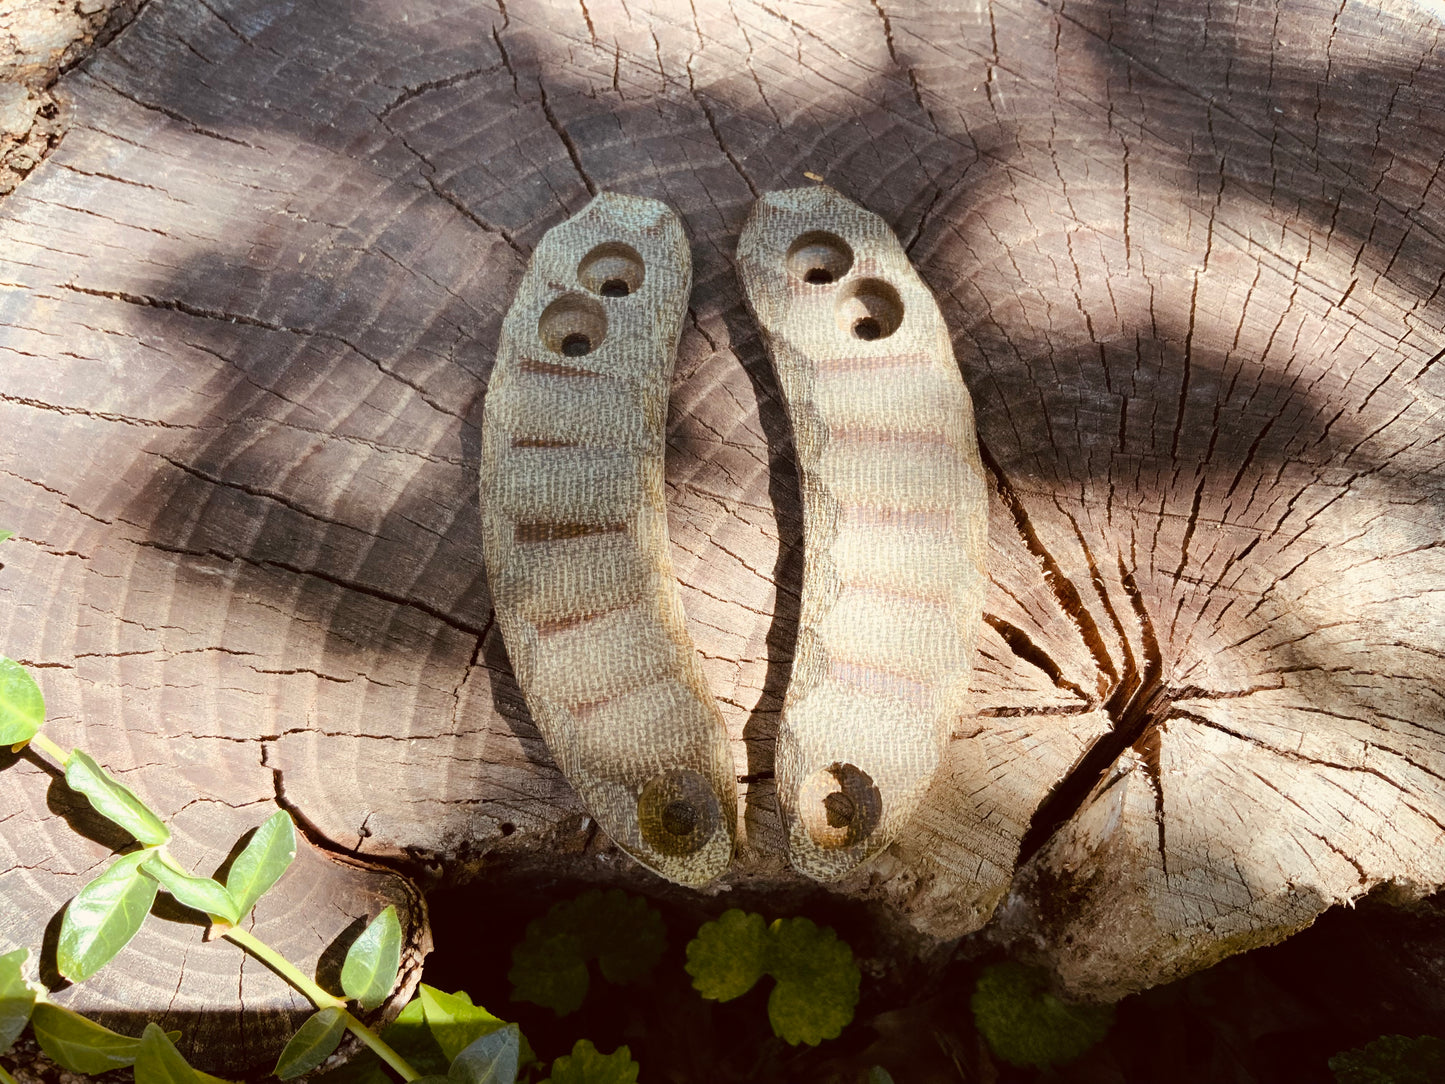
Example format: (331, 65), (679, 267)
(661, 800), (698, 837)
(804, 267), (834, 285)
(852, 317), (881, 340)
(560, 333), (592, 356)
(578, 242), (646, 296)
(786, 230), (854, 283)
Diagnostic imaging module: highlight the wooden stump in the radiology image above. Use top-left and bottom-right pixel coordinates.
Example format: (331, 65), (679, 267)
(0, 0), (1441, 1064)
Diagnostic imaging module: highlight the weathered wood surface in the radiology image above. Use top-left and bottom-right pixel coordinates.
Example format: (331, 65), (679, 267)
(0, 0), (1442, 1061)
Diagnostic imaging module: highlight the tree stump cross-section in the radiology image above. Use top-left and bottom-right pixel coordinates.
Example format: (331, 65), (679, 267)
(0, 0), (1442, 1064)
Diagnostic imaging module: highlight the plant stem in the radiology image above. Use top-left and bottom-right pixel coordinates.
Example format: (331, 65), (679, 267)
(27, 732), (69, 765)
(224, 927), (418, 1081)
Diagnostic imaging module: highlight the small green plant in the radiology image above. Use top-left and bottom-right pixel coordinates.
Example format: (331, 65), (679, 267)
(970, 961), (1114, 1070)
(1329, 1034), (1445, 1084)
(0, 649), (638, 1084)
(509, 890), (666, 1015)
(684, 908), (861, 1046)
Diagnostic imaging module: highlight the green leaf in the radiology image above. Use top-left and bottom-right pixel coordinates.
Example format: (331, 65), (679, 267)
(685, 909), (769, 1001)
(419, 986), (505, 1062)
(135, 1023), (234, 1084)
(64, 749), (170, 846)
(341, 905), (402, 1010)
(867, 1068), (896, 1084)
(0, 1063), (15, 1084)
(142, 854), (240, 924)
(971, 962), (1114, 1070)
(0, 949), (36, 1052)
(508, 926), (588, 1016)
(1329, 1034), (1445, 1084)
(274, 1007), (347, 1079)
(57, 848), (160, 981)
(508, 891), (665, 1016)
(588, 892), (666, 984)
(381, 996), (450, 1076)
(0, 656), (45, 745)
(544, 1040), (639, 1084)
(765, 916), (860, 1045)
(225, 810), (296, 916)
(448, 1023), (520, 1084)
(31, 1003), (147, 1074)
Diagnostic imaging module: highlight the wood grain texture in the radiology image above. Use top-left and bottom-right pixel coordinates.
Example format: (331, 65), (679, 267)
(480, 193), (737, 885)
(0, 0), (1441, 1050)
(736, 186), (988, 881)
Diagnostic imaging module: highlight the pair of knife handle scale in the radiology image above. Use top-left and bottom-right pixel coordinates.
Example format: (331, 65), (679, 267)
(479, 187), (988, 886)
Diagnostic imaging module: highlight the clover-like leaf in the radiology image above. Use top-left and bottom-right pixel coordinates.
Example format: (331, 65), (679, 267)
(971, 962), (1114, 1070)
(225, 810), (296, 917)
(764, 917), (860, 1046)
(509, 891), (664, 1016)
(0, 655), (44, 745)
(274, 1007), (348, 1079)
(341, 904), (402, 1010)
(1329, 1034), (1445, 1084)
(543, 1040), (639, 1084)
(685, 909), (769, 1002)
(448, 1023), (520, 1084)
(30, 1003), (166, 1074)
(135, 1023), (235, 1084)
(587, 891), (666, 984)
(65, 749), (170, 846)
(142, 853), (240, 924)
(58, 849), (160, 981)
(0, 949), (36, 1052)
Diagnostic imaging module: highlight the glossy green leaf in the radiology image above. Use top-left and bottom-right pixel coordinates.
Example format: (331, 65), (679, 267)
(971, 962), (1114, 1070)
(419, 986), (505, 1062)
(381, 996), (450, 1076)
(64, 749), (170, 846)
(0, 1062), (15, 1084)
(274, 1007), (347, 1079)
(31, 1003), (149, 1074)
(225, 810), (296, 917)
(341, 905), (402, 1010)
(135, 1023), (235, 1084)
(448, 1023), (520, 1084)
(141, 853), (240, 924)
(685, 909), (769, 1002)
(0, 949), (35, 1052)
(1329, 1034), (1445, 1084)
(544, 1040), (639, 1084)
(0, 656), (44, 745)
(57, 849), (160, 981)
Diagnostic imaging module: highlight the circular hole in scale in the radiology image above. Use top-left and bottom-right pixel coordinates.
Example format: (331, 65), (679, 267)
(538, 293), (608, 358)
(835, 278), (904, 341)
(578, 241), (646, 297)
(638, 769), (720, 857)
(798, 762), (882, 850)
(661, 799), (698, 837)
(786, 230), (854, 284)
